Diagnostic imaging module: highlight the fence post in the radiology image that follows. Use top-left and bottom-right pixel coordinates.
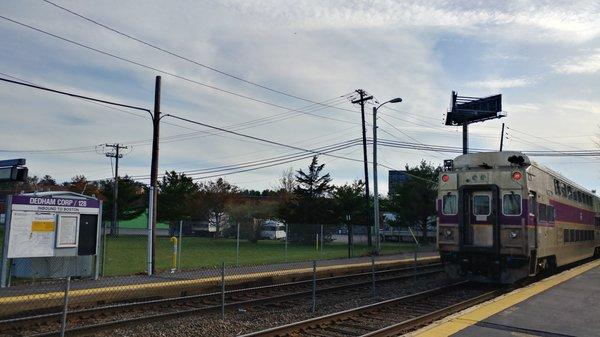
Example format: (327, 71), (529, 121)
(101, 221), (107, 276)
(59, 276), (71, 337)
(312, 260), (317, 313)
(414, 242), (418, 283)
(284, 223), (288, 263)
(371, 255), (376, 299)
(320, 225), (324, 253)
(220, 262), (225, 319)
(236, 222), (240, 267)
(178, 220), (183, 270)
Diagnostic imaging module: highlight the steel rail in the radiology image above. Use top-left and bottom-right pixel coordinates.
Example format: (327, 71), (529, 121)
(4, 264), (444, 336)
(359, 289), (503, 337)
(239, 281), (501, 337)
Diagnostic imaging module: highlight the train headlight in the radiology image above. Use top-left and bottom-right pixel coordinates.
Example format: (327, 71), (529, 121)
(443, 229), (453, 238)
(510, 230), (519, 239)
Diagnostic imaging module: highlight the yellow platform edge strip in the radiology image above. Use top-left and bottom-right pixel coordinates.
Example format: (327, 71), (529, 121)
(0, 256), (438, 304)
(414, 259), (600, 337)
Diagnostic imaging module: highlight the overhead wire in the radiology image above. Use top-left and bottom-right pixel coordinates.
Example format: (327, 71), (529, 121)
(0, 15), (360, 125)
(41, 0), (361, 113)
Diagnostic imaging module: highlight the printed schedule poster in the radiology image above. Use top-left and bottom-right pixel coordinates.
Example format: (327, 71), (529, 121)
(7, 212), (56, 258)
(56, 215), (79, 248)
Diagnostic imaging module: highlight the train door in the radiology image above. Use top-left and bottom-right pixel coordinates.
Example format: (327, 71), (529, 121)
(461, 187), (499, 249)
(528, 191), (538, 274)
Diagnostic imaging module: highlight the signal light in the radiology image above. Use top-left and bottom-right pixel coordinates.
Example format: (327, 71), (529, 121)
(441, 174), (449, 182)
(512, 171), (522, 181)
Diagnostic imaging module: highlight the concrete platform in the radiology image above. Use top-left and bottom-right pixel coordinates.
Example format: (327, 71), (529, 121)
(414, 259), (600, 337)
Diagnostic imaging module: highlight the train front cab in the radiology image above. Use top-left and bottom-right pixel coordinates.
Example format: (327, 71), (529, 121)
(438, 164), (530, 283)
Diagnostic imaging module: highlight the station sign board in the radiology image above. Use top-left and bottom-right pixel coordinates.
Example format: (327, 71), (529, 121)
(6, 196), (100, 258)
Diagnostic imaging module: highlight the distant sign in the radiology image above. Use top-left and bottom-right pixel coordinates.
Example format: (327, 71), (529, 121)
(445, 91), (504, 126)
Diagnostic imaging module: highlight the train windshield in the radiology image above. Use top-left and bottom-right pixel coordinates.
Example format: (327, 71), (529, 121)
(442, 194), (458, 215)
(503, 192), (522, 215)
(473, 195), (490, 215)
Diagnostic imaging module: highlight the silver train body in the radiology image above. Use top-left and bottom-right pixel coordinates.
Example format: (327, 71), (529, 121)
(437, 151), (600, 283)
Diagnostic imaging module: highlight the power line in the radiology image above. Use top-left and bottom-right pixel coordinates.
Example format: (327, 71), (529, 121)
(165, 113), (367, 164)
(0, 71), (358, 154)
(0, 76), (150, 113)
(0, 15), (360, 125)
(41, 0), (358, 113)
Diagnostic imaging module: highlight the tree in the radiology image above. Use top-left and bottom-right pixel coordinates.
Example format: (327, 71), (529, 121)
(294, 156), (333, 200)
(387, 161), (441, 242)
(99, 176), (146, 223)
(282, 156), (334, 243)
(64, 175), (101, 198)
(226, 200), (279, 243)
(278, 167), (296, 195)
(331, 180), (366, 224)
(199, 178), (238, 236)
(157, 171), (199, 234)
(39, 175), (58, 189)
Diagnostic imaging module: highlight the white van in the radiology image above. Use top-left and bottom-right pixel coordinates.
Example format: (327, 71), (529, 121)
(259, 220), (287, 240)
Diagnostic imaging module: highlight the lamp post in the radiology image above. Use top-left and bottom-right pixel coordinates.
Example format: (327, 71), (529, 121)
(372, 97), (402, 253)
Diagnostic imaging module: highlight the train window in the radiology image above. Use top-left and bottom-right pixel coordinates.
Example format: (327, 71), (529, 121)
(547, 205), (555, 222)
(503, 192), (521, 215)
(538, 204), (547, 221)
(570, 229), (576, 242)
(473, 195), (491, 216)
(442, 194), (458, 215)
(560, 183), (567, 197)
(564, 229), (570, 242)
(567, 186), (573, 200)
(554, 180), (561, 195)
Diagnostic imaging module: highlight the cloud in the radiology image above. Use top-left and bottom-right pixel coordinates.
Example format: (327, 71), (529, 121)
(553, 50), (600, 74)
(465, 78), (534, 90)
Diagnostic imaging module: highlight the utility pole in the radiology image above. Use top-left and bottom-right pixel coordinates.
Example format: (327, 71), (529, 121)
(499, 123), (505, 151)
(150, 76), (161, 274)
(463, 123), (468, 154)
(104, 143), (128, 236)
(351, 89), (374, 246)
(372, 106), (380, 253)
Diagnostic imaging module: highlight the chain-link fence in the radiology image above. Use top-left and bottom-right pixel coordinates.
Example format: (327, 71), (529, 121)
(0, 251), (441, 336)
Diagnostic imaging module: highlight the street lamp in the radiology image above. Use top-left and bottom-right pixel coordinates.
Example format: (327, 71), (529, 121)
(372, 97), (402, 253)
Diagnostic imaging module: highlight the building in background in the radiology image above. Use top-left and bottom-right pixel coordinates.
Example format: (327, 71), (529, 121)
(388, 170), (410, 195)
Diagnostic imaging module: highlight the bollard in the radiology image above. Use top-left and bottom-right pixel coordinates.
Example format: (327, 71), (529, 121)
(312, 260), (317, 313)
(170, 236), (178, 273)
(371, 255), (376, 299)
(59, 276), (71, 337)
(221, 262), (225, 319)
(315, 233), (319, 251)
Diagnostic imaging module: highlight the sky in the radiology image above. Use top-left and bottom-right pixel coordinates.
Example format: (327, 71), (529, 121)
(0, 0), (598, 194)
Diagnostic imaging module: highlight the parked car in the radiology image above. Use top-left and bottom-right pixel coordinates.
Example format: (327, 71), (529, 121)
(259, 220), (287, 240)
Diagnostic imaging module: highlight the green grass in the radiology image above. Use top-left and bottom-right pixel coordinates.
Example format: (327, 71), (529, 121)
(102, 236), (426, 276)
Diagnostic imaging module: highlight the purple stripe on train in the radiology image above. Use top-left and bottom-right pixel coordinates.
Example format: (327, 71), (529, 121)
(550, 200), (595, 225)
(438, 197), (595, 226)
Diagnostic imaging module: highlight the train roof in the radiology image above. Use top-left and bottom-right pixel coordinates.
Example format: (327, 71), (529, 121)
(453, 151), (598, 198)
(453, 151), (531, 169)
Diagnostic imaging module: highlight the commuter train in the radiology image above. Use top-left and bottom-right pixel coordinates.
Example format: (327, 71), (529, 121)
(437, 151), (600, 283)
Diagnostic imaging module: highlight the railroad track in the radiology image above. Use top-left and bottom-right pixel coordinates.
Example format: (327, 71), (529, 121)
(241, 281), (503, 337)
(0, 263), (444, 336)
